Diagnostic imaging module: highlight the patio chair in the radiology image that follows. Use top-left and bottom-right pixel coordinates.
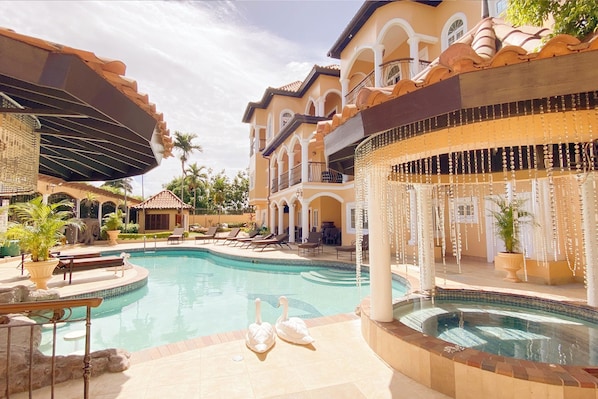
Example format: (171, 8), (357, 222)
(194, 226), (218, 244)
(237, 233), (274, 248)
(250, 233), (291, 251)
(167, 227), (185, 244)
(228, 229), (259, 246)
(297, 231), (323, 255)
(336, 234), (369, 261)
(213, 227), (241, 245)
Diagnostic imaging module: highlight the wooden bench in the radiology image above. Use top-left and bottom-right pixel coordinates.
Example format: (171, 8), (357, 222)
(54, 255), (124, 284)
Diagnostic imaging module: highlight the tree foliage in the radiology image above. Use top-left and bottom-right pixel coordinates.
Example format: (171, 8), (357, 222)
(506, 0), (598, 39)
(163, 168), (250, 213)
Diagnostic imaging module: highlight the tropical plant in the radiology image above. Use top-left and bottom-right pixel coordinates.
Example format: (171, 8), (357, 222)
(186, 162), (209, 212)
(487, 196), (533, 253)
(103, 209), (124, 231)
(173, 131), (203, 212)
(506, 0), (598, 40)
(7, 197), (84, 262)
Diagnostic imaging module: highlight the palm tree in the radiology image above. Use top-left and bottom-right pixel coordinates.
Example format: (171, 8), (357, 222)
(185, 163), (209, 214)
(102, 178), (133, 227)
(211, 175), (227, 225)
(81, 192), (97, 218)
(173, 131), (203, 215)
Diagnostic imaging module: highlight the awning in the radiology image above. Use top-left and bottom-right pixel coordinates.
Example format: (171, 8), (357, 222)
(0, 28), (173, 182)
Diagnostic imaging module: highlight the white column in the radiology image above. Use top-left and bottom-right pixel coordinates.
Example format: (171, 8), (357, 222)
(581, 172), (598, 306)
(340, 77), (349, 108)
(98, 201), (104, 224)
(288, 203), (296, 243)
(368, 173), (393, 322)
(373, 44), (384, 87)
(416, 184), (436, 292)
(269, 205), (276, 234)
(301, 201), (309, 242)
(288, 152), (294, 185)
(75, 198), (81, 218)
(277, 205), (284, 235)
(42, 193), (50, 204)
(316, 98), (325, 117)
(301, 139), (309, 183)
(407, 37), (420, 78)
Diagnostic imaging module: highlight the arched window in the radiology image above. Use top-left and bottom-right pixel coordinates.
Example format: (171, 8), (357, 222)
(385, 64), (401, 86)
(280, 111), (293, 128)
(442, 13), (468, 51)
(447, 19), (464, 47)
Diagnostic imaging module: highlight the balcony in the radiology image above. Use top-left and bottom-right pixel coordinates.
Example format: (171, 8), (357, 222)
(269, 163), (344, 194)
(290, 165), (301, 185)
(345, 58), (431, 105)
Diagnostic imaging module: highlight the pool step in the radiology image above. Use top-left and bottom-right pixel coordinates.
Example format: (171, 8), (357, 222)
(300, 269), (369, 286)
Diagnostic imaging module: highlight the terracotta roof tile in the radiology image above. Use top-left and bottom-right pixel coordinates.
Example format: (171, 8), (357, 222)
(133, 190), (192, 210)
(277, 80), (303, 92)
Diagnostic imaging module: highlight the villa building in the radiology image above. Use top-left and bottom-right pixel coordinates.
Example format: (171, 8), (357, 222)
(244, 0), (505, 245)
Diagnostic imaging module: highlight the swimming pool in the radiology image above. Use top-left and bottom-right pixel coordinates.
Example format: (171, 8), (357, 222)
(42, 250), (408, 355)
(394, 296), (598, 366)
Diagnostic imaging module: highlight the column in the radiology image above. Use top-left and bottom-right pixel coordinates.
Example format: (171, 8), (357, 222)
(407, 37), (420, 78)
(416, 184), (436, 292)
(42, 193), (50, 204)
(269, 205), (276, 234)
(75, 198), (81, 218)
(288, 203), (296, 243)
(368, 173), (393, 322)
(277, 206), (284, 236)
(373, 44), (384, 87)
(301, 201), (309, 242)
(288, 151), (294, 185)
(301, 139), (309, 183)
(340, 78), (349, 108)
(581, 172), (598, 306)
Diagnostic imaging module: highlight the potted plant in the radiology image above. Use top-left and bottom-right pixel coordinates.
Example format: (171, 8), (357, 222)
(7, 197), (83, 290)
(487, 196), (533, 282)
(103, 209), (123, 245)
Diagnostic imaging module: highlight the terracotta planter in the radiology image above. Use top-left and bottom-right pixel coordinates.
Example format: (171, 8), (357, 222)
(495, 252), (524, 282)
(24, 259), (60, 290)
(107, 230), (120, 245)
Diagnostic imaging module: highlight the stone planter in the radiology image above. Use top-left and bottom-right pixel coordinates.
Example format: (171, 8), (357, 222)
(495, 252), (524, 282)
(24, 259), (60, 290)
(107, 230), (120, 246)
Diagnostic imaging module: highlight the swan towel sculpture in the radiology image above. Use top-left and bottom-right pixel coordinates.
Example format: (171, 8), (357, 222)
(275, 296), (315, 345)
(246, 298), (276, 353)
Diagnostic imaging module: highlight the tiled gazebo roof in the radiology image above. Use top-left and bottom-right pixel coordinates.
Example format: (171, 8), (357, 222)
(133, 190), (191, 210)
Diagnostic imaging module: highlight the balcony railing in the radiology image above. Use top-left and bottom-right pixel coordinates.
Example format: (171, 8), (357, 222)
(345, 58), (431, 105)
(290, 165), (301, 186)
(308, 162), (343, 183)
(271, 177), (278, 193)
(0, 297), (103, 398)
(278, 173), (289, 190)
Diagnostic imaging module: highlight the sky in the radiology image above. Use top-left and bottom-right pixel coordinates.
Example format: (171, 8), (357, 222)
(0, 0), (363, 197)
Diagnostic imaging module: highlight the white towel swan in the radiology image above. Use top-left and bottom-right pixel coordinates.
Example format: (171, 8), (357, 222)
(245, 298), (275, 353)
(275, 296), (314, 345)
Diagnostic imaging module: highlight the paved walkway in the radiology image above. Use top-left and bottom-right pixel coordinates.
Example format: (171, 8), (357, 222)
(1, 238), (588, 398)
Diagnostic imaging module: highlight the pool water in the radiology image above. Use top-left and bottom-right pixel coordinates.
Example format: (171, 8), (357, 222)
(43, 250), (408, 355)
(395, 299), (598, 366)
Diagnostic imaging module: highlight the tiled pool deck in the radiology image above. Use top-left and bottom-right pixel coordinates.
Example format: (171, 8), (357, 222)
(0, 238), (588, 398)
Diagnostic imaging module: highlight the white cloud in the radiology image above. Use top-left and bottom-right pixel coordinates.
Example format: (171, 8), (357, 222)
(0, 0), (355, 197)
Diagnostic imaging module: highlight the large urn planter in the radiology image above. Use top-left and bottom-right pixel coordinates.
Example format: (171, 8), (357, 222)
(107, 230), (120, 246)
(24, 259), (60, 290)
(495, 252), (524, 282)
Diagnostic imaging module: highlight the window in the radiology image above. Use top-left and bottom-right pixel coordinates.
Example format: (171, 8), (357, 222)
(280, 111), (293, 128)
(454, 197), (478, 224)
(447, 19), (464, 47)
(385, 64), (401, 86)
(496, 0), (507, 16)
(346, 202), (369, 234)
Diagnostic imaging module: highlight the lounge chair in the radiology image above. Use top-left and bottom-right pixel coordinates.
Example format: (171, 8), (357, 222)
(237, 233), (274, 248)
(227, 229), (259, 246)
(167, 227), (185, 244)
(336, 234), (369, 260)
(194, 226), (218, 244)
(213, 227), (241, 245)
(250, 233), (291, 251)
(297, 231), (323, 255)
(54, 255), (125, 284)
